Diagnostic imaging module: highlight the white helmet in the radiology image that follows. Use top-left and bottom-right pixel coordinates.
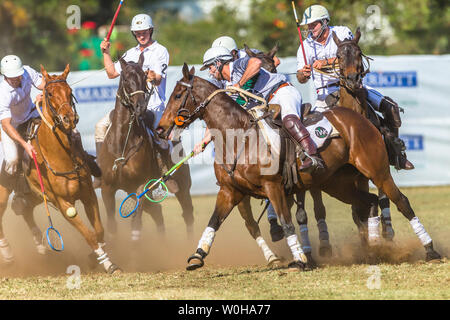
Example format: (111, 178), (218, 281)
(212, 36), (238, 52)
(1, 55), (24, 78)
(200, 46), (233, 71)
(300, 5), (330, 25)
(131, 14), (153, 32)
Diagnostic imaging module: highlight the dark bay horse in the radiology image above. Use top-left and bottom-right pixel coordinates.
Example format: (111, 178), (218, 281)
(0, 65), (120, 273)
(157, 64), (441, 271)
(96, 55), (195, 240)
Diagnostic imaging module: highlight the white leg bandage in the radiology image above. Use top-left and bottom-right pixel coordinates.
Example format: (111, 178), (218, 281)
(368, 216), (381, 245)
(286, 234), (307, 263)
(94, 244), (112, 271)
(197, 227), (215, 255)
(0, 238), (14, 263)
(299, 224), (312, 253)
(256, 236), (276, 262)
(409, 217), (432, 246)
(131, 230), (141, 241)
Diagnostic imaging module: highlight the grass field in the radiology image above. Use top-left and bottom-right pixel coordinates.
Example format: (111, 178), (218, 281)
(0, 185), (448, 300)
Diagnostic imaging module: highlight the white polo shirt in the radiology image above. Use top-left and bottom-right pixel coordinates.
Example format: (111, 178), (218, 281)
(115, 41), (169, 110)
(0, 65), (42, 127)
(296, 26), (353, 101)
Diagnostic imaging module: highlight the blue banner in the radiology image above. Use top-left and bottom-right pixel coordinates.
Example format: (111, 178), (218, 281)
(364, 71), (417, 88)
(74, 85), (118, 103)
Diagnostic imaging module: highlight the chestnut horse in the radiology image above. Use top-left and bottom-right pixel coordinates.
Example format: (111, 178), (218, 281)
(96, 55), (195, 240)
(0, 65), (120, 273)
(157, 64), (441, 271)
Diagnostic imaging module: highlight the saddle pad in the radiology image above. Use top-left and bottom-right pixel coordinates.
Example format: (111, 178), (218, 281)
(306, 117), (335, 149)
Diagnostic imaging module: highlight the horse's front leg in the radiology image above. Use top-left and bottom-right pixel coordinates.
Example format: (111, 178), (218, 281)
(101, 185), (117, 236)
(264, 182), (308, 271)
(56, 197), (120, 274)
(186, 187), (244, 271)
(237, 195), (280, 266)
(80, 183), (104, 244)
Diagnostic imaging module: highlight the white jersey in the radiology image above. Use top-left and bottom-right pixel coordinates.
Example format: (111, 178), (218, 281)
(115, 41), (169, 111)
(296, 26), (353, 101)
(0, 65), (42, 127)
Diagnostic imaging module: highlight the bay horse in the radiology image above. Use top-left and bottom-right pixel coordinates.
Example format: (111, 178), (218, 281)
(0, 65), (120, 273)
(156, 64), (441, 271)
(96, 55), (195, 241)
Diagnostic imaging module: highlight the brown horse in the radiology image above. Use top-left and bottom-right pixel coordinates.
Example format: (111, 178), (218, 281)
(157, 64), (441, 271)
(0, 65), (120, 273)
(96, 55), (195, 241)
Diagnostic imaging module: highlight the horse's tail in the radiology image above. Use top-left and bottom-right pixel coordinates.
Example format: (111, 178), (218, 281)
(324, 107), (390, 183)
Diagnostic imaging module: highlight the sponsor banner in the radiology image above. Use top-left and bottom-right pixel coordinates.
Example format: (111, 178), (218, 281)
(19, 54), (450, 194)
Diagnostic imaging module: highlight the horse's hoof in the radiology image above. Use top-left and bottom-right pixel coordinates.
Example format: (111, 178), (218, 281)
(305, 252), (318, 270)
(426, 250), (442, 263)
(287, 260), (306, 271)
(107, 264), (122, 274)
(270, 224), (284, 242)
(36, 244), (47, 255)
(267, 255), (282, 267)
(186, 253), (204, 271)
(319, 243), (332, 258)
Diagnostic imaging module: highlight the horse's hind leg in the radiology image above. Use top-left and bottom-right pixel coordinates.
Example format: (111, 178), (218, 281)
(310, 188), (332, 257)
(379, 190), (395, 241)
(237, 195), (280, 266)
(0, 185), (14, 264)
(376, 175), (441, 261)
(186, 187), (244, 271)
(101, 185), (117, 235)
(20, 198), (47, 255)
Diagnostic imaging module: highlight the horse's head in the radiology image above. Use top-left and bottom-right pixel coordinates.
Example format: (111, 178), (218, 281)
(332, 27), (371, 91)
(244, 44), (279, 73)
(40, 64), (79, 132)
(156, 63), (198, 139)
(117, 54), (150, 117)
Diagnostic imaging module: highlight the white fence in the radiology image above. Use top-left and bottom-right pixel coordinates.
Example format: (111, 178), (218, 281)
(22, 54), (450, 194)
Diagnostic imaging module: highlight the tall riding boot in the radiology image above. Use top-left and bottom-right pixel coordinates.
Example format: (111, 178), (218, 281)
(71, 130), (102, 177)
(379, 98), (414, 170)
(283, 114), (324, 173)
(93, 142), (103, 189)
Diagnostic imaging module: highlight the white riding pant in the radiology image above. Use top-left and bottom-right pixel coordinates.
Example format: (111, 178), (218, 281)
(95, 103), (165, 143)
(312, 84), (384, 113)
(1, 126), (20, 176)
(268, 85), (303, 120)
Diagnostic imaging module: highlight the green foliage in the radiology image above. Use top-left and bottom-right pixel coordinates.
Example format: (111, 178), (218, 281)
(0, 0), (448, 72)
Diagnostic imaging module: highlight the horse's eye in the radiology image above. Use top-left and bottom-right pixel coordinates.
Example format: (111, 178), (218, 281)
(175, 94), (182, 99)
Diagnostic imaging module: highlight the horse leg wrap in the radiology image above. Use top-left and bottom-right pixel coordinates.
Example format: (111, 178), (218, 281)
(409, 217), (432, 246)
(0, 238), (14, 263)
(197, 227), (215, 255)
(131, 230), (141, 241)
(286, 234), (307, 263)
(31, 227), (47, 255)
(368, 216), (381, 246)
(298, 224), (312, 254)
(94, 245), (113, 272)
(256, 236), (276, 262)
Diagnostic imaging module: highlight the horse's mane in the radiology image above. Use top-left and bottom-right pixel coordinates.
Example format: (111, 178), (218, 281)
(195, 76), (252, 128)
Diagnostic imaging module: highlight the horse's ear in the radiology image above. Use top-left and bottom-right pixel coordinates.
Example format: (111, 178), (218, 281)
(331, 31), (341, 46)
(119, 56), (127, 70)
(182, 63), (190, 80)
(61, 64), (70, 80)
(267, 43), (279, 58)
(40, 65), (49, 80)
(354, 27), (361, 44)
(189, 66), (195, 75)
(138, 52), (145, 68)
(244, 44), (255, 57)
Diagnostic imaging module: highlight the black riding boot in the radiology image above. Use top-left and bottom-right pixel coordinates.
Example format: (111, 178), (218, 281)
(71, 130), (102, 177)
(379, 97), (414, 170)
(283, 114), (324, 173)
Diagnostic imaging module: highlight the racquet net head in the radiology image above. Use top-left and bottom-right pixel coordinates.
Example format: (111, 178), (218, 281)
(120, 193), (138, 218)
(144, 180), (168, 203)
(46, 227), (64, 251)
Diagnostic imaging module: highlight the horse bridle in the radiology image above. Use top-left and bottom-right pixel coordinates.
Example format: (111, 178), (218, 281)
(174, 76), (205, 127)
(334, 40), (373, 90)
(44, 79), (79, 132)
